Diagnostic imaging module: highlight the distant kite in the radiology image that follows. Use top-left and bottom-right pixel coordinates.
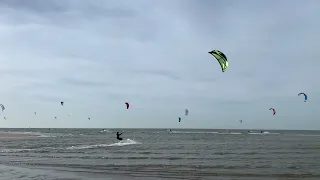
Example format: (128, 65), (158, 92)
(298, 92), (307, 102)
(269, 108), (276, 115)
(0, 104), (5, 112)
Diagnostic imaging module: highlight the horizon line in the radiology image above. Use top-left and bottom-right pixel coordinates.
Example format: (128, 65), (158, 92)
(0, 127), (319, 131)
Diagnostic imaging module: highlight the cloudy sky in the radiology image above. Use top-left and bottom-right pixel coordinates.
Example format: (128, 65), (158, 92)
(0, 0), (319, 129)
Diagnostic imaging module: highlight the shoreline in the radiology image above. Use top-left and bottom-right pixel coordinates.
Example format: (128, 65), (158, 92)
(0, 128), (318, 131)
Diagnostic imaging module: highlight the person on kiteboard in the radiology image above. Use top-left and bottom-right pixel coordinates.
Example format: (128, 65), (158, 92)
(116, 132), (123, 140)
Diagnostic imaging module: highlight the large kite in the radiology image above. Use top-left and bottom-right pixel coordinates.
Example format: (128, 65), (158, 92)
(208, 50), (228, 72)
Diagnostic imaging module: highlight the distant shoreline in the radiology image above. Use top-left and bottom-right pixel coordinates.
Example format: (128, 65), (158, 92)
(0, 128), (318, 131)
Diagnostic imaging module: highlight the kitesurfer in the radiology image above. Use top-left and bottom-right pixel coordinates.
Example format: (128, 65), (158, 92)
(116, 132), (123, 140)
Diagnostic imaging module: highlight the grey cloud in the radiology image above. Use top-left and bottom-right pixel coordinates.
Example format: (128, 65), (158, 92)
(0, 0), (319, 129)
(0, 0), (137, 29)
(30, 94), (69, 103)
(131, 69), (182, 81)
(0, 0), (67, 13)
(0, 69), (38, 78)
(60, 77), (111, 88)
(0, 0), (136, 18)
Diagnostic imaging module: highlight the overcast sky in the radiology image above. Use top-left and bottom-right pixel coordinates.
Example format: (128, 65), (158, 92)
(0, 0), (319, 129)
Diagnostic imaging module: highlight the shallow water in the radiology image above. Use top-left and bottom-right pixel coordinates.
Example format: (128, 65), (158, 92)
(0, 128), (319, 179)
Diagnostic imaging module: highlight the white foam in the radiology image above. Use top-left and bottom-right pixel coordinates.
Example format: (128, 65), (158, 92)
(107, 139), (139, 147)
(297, 134), (320, 136)
(171, 131), (219, 134)
(217, 132), (242, 135)
(66, 139), (140, 150)
(100, 129), (110, 133)
(3, 131), (42, 136)
(39, 133), (73, 138)
(0, 131), (69, 138)
(248, 132), (280, 135)
(0, 148), (34, 153)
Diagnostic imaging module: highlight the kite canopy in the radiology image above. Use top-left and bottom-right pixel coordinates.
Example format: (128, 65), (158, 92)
(178, 117), (181, 122)
(298, 92), (307, 102)
(269, 108), (276, 115)
(185, 109), (189, 116)
(0, 104), (5, 112)
(125, 102), (129, 109)
(208, 50), (228, 72)
(61, 102), (64, 106)
(239, 120), (242, 123)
